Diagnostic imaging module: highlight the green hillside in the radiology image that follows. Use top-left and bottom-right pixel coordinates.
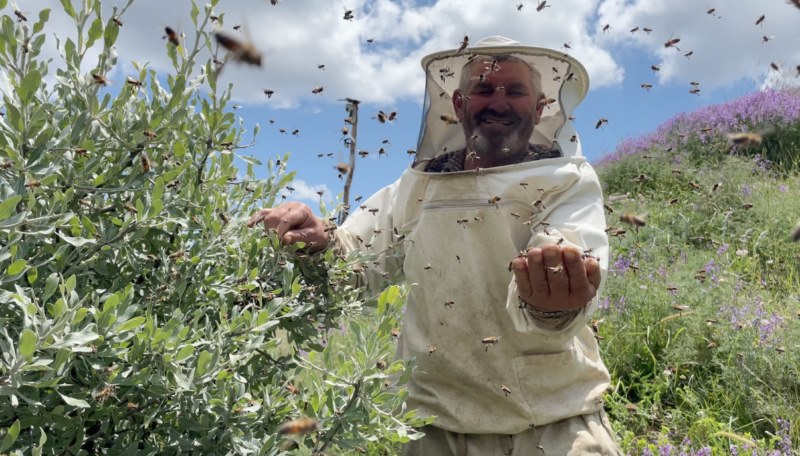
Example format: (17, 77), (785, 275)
(595, 88), (800, 455)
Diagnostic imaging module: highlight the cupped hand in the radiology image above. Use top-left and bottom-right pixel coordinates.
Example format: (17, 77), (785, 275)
(510, 244), (601, 313)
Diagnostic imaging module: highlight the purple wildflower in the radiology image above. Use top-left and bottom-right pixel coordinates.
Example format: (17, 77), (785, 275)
(741, 184), (752, 196)
(717, 243), (729, 255)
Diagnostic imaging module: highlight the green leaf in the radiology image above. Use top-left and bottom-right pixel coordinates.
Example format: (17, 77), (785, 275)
(17, 69), (42, 104)
(59, 0), (77, 20)
(196, 350), (212, 376)
(0, 195), (22, 221)
(103, 294), (119, 312)
(0, 1), (7, 13)
(58, 393), (90, 408)
(65, 275), (76, 294)
(43, 273), (59, 303)
(7, 259), (27, 276)
(190, 2), (199, 26)
(86, 18), (103, 48)
(116, 316), (145, 332)
(104, 16), (120, 47)
(19, 329), (37, 359)
(0, 419), (20, 452)
(56, 232), (96, 247)
(33, 9), (51, 34)
(174, 345), (194, 362)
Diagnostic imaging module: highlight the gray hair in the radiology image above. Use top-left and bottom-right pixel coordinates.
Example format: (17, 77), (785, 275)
(458, 54), (543, 96)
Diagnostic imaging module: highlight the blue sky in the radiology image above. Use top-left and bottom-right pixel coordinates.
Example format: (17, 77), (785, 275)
(10, 0), (800, 211)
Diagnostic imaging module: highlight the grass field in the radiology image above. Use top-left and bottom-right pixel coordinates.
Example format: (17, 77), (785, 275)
(595, 87), (800, 455)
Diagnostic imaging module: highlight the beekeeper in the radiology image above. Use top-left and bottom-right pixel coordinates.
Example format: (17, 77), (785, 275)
(249, 36), (621, 455)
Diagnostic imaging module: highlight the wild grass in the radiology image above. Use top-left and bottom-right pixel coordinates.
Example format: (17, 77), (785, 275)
(596, 88), (800, 455)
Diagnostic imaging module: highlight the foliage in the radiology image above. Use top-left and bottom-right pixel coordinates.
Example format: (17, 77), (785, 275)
(0, 0), (426, 454)
(597, 100), (800, 454)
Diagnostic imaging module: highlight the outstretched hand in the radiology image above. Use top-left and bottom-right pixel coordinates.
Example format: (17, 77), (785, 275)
(510, 244), (601, 313)
(246, 202), (328, 253)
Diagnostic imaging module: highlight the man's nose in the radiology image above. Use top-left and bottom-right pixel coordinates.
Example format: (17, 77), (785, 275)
(486, 88), (511, 111)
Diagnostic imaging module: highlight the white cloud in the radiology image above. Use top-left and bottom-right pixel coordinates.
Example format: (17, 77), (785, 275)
(596, 0), (800, 90)
(12, 0), (800, 107)
(278, 179), (332, 206)
(17, 0), (620, 107)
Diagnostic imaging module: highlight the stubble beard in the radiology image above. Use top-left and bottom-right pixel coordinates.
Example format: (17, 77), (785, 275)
(470, 127), (528, 162)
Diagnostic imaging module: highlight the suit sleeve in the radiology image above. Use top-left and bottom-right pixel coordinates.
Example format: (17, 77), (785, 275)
(505, 161), (609, 338)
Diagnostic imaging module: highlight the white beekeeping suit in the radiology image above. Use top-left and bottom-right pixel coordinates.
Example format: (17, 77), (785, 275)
(332, 36), (611, 435)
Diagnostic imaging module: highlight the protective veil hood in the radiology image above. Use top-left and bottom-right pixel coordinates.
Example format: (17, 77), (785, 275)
(413, 36), (590, 170)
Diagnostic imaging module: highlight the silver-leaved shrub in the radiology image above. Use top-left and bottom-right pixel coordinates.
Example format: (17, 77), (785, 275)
(0, 0), (428, 454)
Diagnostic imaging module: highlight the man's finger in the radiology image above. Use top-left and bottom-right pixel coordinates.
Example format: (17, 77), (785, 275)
(511, 257), (533, 299)
(275, 207), (309, 239)
(585, 257), (601, 290)
(246, 208), (271, 228)
(525, 247), (549, 298)
(542, 245), (567, 297)
(283, 226), (328, 251)
(563, 247), (590, 296)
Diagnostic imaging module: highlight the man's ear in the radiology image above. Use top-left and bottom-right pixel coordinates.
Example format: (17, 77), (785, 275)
(452, 89), (464, 121)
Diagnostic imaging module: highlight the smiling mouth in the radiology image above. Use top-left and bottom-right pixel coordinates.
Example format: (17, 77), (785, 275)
(481, 118), (513, 126)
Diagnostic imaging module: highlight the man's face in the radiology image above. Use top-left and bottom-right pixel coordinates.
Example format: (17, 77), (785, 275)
(453, 59), (544, 160)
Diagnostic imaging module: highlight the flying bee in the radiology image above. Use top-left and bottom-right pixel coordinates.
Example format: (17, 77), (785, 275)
(141, 152), (151, 173)
(789, 0), (800, 9)
(444, 300), (454, 309)
(233, 24), (242, 31)
(278, 417), (319, 435)
(500, 385), (512, 396)
(285, 384), (300, 394)
(689, 87), (700, 95)
(375, 111), (387, 123)
(25, 180), (41, 189)
(126, 76), (143, 87)
(570, 135), (577, 142)
(95, 385), (116, 403)
(482, 336), (499, 351)
(164, 27), (180, 46)
(263, 89), (274, 98)
(91, 73), (108, 86)
(684, 50), (694, 58)
(343, 8), (355, 20)
(762, 35), (774, 44)
(456, 35), (469, 54)
(689, 181), (701, 190)
(669, 198), (678, 205)
(311, 86), (324, 94)
(488, 195), (501, 207)
(755, 14), (765, 26)
(643, 27), (653, 34)
(517, 3), (524, 11)
(641, 83), (653, 90)
(112, 15), (123, 26)
(706, 8), (716, 15)
(388, 111), (397, 121)
(14, 10), (27, 22)
(630, 26), (639, 33)
(536, 1), (550, 11)
(651, 64), (660, 72)
(214, 32), (262, 66)
(726, 125), (774, 149)
(428, 345), (437, 356)
(602, 23), (611, 33)
(538, 97), (557, 109)
(603, 203), (614, 213)
(440, 114), (459, 125)
(664, 37), (681, 50)
(770, 62), (779, 71)
(595, 118), (608, 129)
(620, 212), (645, 227)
